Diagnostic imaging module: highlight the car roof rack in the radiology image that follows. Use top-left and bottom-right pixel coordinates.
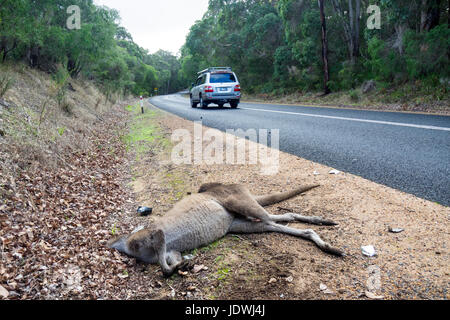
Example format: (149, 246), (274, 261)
(198, 67), (232, 75)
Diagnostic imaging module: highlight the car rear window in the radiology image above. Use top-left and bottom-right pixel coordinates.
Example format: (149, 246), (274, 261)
(210, 73), (236, 83)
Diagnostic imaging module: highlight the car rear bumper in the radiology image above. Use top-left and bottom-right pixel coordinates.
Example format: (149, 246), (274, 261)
(205, 98), (240, 104)
(205, 93), (240, 103)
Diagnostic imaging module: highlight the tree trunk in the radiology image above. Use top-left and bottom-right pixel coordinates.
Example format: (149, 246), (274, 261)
(318, 0), (330, 94)
(348, 0), (355, 63)
(0, 37), (6, 62)
(393, 23), (407, 55)
(0, 36), (17, 62)
(348, 0), (361, 62)
(421, 0), (441, 32)
(67, 56), (82, 78)
(354, 0), (361, 59)
(27, 46), (40, 68)
(331, 0), (360, 63)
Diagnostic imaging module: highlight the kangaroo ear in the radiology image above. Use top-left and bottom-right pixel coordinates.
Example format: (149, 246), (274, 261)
(198, 182), (223, 193)
(150, 229), (165, 243)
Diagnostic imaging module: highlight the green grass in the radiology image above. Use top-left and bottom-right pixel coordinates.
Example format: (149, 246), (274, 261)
(122, 104), (169, 159)
(123, 103), (193, 211)
(201, 239), (223, 252)
(57, 127), (66, 136)
(165, 172), (187, 202)
(0, 72), (14, 98)
(216, 267), (231, 281)
(111, 223), (119, 235)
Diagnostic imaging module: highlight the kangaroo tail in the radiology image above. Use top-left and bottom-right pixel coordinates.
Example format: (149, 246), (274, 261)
(255, 184), (320, 207)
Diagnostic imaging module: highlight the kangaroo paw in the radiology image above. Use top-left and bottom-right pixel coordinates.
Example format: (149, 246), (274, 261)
(162, 268), (176, 278)
(175, 259), (191, 272)
(292, 214), (339, 226)
(314, 217), (339, 226)
(323, 243), (345, 257)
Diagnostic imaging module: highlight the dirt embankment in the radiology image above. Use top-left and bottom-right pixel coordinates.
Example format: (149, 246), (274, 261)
(0, 65), (137, 299)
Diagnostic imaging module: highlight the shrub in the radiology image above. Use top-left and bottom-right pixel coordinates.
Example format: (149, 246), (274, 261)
(349, 89), (359, 102)
(366, 37), (407, 83)
(0, 73), (14, 98)
(404, 25), (450, 80)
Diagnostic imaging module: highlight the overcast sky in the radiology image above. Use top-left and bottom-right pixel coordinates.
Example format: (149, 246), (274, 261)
(93, 0), (209, 55)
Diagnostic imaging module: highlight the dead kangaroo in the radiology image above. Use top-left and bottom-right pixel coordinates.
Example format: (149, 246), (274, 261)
(108, 183), (343, 277)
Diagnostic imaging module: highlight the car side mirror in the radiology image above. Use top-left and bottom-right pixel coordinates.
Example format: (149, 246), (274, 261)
(191, 83), (195, 88)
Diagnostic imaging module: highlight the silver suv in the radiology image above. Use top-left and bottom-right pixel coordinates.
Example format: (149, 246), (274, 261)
(190, 67), (241, 108)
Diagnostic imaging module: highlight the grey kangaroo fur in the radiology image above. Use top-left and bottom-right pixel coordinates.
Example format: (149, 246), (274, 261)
(108, 183), (343, 277)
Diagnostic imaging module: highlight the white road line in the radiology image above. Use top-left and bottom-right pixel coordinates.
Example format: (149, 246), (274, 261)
(240, 107), (450, 132)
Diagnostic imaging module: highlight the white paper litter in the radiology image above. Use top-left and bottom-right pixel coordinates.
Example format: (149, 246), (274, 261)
(319, 283), (334, 294)
(329, 169), (340, 175)
(131, 225), (144, 234)
(0, 285), (9, 298)
(361, 245), (377, 257)
(365, 291), (384, 299)
(388, 227), (404, 233)
(192, 264), (208, 273)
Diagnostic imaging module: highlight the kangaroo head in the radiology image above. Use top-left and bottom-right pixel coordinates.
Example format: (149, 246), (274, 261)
(107, 234), (128, 253)
(121, 229), (165, 261)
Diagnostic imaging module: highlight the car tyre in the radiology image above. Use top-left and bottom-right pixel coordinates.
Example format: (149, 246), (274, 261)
(230, 101), (239, 108)
(190, 95), (197, 108)
(200, 95), (208, 108)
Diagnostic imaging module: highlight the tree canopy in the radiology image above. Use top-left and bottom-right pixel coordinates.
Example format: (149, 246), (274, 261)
(180, 0), (449, 94)
(1, 0), (448, 97)
(0, 0), (184, 97)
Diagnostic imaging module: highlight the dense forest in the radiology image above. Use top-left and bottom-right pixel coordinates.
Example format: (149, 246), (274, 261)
(0, 0), (185, 98)
(181, 0), (449, 97)
(1, 0), (449, 99)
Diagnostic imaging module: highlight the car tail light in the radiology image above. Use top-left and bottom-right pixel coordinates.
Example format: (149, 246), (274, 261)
(205, 86), (214, 92)
(234, 85), (241, 92)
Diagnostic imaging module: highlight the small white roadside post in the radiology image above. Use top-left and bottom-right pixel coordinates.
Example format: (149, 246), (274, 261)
(140, 95), (144, 114)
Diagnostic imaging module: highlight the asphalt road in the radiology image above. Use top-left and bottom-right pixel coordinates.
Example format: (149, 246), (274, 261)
(149, 94), (450, 206)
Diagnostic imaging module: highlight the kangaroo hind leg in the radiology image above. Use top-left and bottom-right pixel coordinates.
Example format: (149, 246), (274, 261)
(268, 212), (338, 226)
(229, 218), (344, 256)
(221, 188), (273, 223)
